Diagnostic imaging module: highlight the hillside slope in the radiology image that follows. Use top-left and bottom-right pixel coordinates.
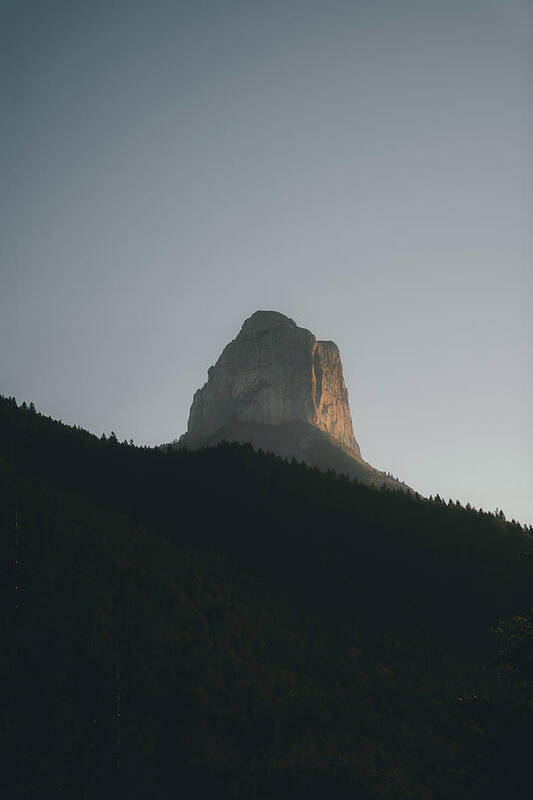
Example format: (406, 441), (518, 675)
(1, 395), (532, 799)
(177, 419), (408, 490)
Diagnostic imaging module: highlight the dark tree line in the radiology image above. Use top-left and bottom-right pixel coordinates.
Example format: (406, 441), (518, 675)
(1, 395), (532, 798)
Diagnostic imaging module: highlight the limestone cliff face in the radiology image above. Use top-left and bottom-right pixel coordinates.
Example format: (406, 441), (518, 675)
(186, 310), (360, 456)
(178, 310), (409, 491)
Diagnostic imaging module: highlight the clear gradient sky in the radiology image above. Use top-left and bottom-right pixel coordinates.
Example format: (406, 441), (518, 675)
(1, 0), (531, 523)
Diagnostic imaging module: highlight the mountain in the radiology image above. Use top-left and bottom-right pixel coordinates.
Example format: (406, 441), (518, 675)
(178, 310), (407, 490)
(1, 395), (532, 799)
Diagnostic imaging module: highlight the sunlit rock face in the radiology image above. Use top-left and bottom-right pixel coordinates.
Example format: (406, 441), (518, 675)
(178, 310), (408, 490)
(186, 310), (360, 456)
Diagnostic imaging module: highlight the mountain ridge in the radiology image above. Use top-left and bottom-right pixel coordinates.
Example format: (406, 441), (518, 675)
(2, 394), (532, 799)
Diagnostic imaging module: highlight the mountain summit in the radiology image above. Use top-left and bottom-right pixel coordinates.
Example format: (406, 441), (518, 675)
(178, 311), (407, 490)
(188, 310), (359, 453)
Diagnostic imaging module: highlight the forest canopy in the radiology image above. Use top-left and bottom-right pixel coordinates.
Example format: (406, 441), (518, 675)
(1, 395), (532, 799)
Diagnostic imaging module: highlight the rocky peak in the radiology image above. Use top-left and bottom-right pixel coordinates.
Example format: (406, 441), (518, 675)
(186, 310), (360, 455)
(239, 310), (297, 336)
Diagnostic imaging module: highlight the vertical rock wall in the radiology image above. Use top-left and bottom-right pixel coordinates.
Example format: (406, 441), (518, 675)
(187, 311), (360, 456)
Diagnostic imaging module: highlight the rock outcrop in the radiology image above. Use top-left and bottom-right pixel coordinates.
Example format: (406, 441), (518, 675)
(178, 311), (408, 491)
(187, 310), (359, 454)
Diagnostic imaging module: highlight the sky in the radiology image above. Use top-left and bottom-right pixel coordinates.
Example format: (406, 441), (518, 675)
(1, 0), (531, 523)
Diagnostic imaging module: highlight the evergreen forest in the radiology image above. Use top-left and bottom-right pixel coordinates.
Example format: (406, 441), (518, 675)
(1, 394), (532, 799)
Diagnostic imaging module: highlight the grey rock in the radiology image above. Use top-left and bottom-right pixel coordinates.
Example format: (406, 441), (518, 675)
(178, 310), (408, 491)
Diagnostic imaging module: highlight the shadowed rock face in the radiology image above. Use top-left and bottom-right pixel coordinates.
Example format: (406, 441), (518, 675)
(179, 310), (408, 491)
(187, 310), (360, 455)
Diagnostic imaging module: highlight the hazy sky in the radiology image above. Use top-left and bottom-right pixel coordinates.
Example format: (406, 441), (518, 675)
(1, 0), (531, 523)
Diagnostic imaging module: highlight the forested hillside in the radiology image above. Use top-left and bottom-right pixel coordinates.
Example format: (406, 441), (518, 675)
(1, 395), (532, 799)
